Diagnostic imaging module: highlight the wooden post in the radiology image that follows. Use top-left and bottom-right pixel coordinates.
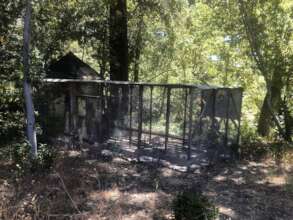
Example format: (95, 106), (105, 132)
(165, 87), (171, 151)
(137, 85), (144, 160)
(187, 88), (194, 160)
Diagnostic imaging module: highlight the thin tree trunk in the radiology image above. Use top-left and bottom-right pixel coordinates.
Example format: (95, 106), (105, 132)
(108, 0), (129, 138)
(257, 70), (283, 137)
(23, 0), (37, 156)
(284, 106), (293, 142)
(133, 16), (144, 82)
(109, 0), (128, 81)
(238, 0), (288, 139)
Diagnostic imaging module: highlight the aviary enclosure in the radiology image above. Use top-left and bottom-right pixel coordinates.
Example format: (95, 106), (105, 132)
(44, 79), (243, 168)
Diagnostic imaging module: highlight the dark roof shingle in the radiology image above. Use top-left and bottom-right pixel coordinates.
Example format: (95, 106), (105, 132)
(47, 52), (99, 79)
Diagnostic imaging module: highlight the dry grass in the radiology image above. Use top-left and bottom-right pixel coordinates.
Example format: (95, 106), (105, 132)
(0, 143), (293, 220)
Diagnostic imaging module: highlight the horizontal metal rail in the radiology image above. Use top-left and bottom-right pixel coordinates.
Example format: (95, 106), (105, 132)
(43, 78), (243, 91)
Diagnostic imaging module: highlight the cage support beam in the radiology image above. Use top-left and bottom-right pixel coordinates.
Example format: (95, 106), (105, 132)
(182, 88), (188, 146)
(69, 83), (77, 137)
(129, 85), (133, 146)
(199, 90), (204, 136)
(187, 88), (193, 160)
(137, 85), (144, 160)
(224, 90), (231, 147)
(165, 88), (171, 151)
(211, 89), (217, 131)
(149, 86), (153, 142)
(235, 89), (243, 157)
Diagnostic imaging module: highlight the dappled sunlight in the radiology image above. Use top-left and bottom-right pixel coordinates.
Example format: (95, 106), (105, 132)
(126, 192), (158, 208)
(161, 167), (176, 177)
(218, 205), (236, 219)
(1, 142), (293, 219)
(99, 188), (121, 202)
(213, 175), (226, 182)
(231, 176), (246, 185)
(266, 175), (287, 186)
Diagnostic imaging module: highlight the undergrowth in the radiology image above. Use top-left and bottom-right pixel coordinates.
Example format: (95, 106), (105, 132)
(172, 190), (218, 220)
(12, 140), (57, 175)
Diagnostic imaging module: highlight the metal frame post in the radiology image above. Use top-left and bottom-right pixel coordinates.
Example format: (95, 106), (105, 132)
(199, 90), (204, 136)
(236, 89), (243, 149)
(149, 86), (153, 142)
(137, 85), (144, 160)
(224, 90), (230, 147)
(129, 85), (133, 146)
(165, 87), (171, 151)
(187, 88), (194, 160)
(182, 88), (188, 146)
(211, 89), (217, 131)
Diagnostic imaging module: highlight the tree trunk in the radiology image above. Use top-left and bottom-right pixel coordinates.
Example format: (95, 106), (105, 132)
(133, 17), (144, 82)
(108, 0), (129, 137)
(23, 0), (37, 156)
(109, 0), (128, 81)
(257, 71), (283, 137)
(238, 0), (288, 140)
(283, 101), (293, 142)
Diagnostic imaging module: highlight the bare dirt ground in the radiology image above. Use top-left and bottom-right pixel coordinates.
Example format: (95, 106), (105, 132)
(1, 144), (293, 220)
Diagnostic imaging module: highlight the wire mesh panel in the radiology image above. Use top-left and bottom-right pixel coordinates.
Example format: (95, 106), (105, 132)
(44, 79), (243, 165)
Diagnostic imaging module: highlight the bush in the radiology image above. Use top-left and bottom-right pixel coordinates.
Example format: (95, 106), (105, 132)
(172, 191), (218, 220)
(12, 140), (57, 174)
(0, 89), (24, 147)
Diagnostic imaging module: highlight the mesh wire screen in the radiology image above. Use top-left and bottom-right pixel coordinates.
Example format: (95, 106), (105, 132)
(46, 81), (243, 163)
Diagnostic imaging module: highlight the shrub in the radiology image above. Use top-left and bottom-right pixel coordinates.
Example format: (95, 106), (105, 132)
(12, 140), (57, 174)
(172, 191), (218, 220)
(12, 141), (32, 173)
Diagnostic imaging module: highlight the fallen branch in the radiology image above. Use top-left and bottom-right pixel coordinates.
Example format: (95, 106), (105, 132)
(55, 172), (81, 214)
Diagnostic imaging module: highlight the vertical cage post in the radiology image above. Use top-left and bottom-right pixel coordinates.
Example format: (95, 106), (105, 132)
(64, 90), (70, 135)
(187, 88), (194, 160)
(236, 89), (243, 147)
(106, 83), (111, 141)
(182, 88), (188, 146)
(224, 90), (231, 147)
(149, 86), (153, 142)
(97, 83), (104, 143)
(165, 87), (171, 151)
(137, 85), (144, 160)
(85, 96), (89, 141)
(129, 85), (133, 146)
(229, 89), (243, 157)
(69, 83), (77, 137)
(199, 90), (204, 136)
(211, 89), (217, 131)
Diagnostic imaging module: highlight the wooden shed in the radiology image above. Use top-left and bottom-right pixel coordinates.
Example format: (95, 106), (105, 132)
(44, 52), (100, 140)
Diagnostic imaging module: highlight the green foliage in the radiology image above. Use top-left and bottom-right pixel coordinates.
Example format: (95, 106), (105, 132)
(172, 191), (218, 220)
(240, 119), (261, 145)
(0, 89), (24, 147)
(12, 140), (57, 174)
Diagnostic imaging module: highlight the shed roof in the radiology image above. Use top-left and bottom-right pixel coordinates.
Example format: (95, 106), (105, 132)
(47, 52), (99, 80)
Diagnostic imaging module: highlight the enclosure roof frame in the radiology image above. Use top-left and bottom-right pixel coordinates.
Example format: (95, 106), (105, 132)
(43, 78), (243, 91)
